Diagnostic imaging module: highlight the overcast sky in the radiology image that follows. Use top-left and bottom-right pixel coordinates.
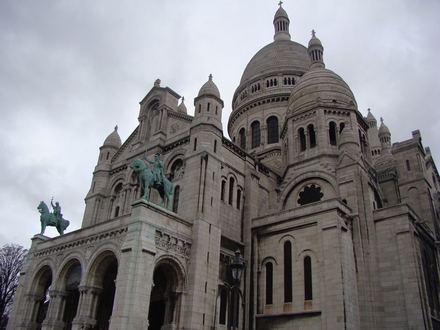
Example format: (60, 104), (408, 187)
(1, 0), (439, 248)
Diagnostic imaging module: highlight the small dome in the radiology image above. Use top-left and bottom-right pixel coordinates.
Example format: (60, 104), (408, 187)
(177, 97), (187, 114)
(103, 126), (121, 148)
(378, 117), (390, 135)
(198, 74), (220, 98)
(308, 34), (323, 48)
(338, 124), (359, 151)
(366, 108), (376, 121)
(288, 68), (357, 114)
(274, 5), (288, 20)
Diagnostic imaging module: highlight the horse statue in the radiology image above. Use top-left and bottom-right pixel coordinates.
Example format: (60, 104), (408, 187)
(37, 201), (70, 235)
(130, 157), (174, 210)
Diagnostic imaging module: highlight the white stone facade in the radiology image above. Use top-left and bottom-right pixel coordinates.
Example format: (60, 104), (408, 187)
(8, 4), (440, 330)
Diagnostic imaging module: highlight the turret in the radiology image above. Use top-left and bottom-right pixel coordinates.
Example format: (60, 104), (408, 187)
(273, 2), (291, 41)
(192, 74), (224, 131)
(98, 126), (121, 165)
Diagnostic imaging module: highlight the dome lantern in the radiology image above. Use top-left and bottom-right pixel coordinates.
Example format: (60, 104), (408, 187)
(273, 1), (291, 41)
(308, 30), (325, 69)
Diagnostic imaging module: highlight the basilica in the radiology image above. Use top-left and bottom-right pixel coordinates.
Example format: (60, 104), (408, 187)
(8, 4), (440, 330)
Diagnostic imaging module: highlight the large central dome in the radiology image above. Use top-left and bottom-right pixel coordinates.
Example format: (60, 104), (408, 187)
(239, 40), (309, 84)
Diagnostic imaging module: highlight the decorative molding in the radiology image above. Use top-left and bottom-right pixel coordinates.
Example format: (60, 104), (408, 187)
(33, 227), (128, 257)
(155, 230), (191, 259)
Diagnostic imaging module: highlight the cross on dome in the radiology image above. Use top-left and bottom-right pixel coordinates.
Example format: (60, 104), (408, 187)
(311, 29), (316, 37)
(278, 1), (283, 6)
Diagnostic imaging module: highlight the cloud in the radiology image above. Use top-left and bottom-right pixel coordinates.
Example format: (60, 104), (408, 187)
(0, 0), (439, 248)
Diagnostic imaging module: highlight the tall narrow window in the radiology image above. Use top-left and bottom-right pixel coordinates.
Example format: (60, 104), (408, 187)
(221, 180), (226, 201)
(329, 121), (337, 146)
(304, 256), (312, 300)
(267, 116), (279, 144)
(299, 128), (306, 151)
(219, 288), (227, 325)
(308, 124), (316, 148)
(265, 262), (273, 305)
(239, 128), (246, 149)
(284, 241), (293, 302)
(339, 122), (345, 133)
(229, 177), (234, 205)
(406, 160), (411, 171)
(173, 186), (180, 213)
(114, 206), (120, 218)
(214, 140), (217, 153)
(236, 189), (241, 210)
(251, 121), (261, 149)
(194, 138), (197, 151)
(358, 130), (364, 153)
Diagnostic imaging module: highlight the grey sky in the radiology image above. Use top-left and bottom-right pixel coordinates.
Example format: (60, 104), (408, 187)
(1, 0), (439, 248)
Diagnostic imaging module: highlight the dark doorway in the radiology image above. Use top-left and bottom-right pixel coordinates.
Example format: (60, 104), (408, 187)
(96, 259), (118, 330)
(63, 265), (81, 329)
(148, 268), (167, 330)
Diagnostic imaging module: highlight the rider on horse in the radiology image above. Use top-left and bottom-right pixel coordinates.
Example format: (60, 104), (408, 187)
(144, 153), (165, 186)
(51, 197), (62, 225)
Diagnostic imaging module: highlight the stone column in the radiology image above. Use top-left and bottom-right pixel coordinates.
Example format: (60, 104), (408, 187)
(71, 286), (102, 330)
(21, 294), (44, 330)
(109, 200), (157, 330)
(42, 290), (70, 330)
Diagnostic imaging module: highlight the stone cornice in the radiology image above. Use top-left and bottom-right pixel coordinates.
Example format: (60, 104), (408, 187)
(33, 227), (128, 258)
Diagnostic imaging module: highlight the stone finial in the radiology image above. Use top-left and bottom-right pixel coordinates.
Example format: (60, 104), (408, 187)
(154, 79), (161, 87)
(114, 125), (118, 131)
(278, 1), (283, 6)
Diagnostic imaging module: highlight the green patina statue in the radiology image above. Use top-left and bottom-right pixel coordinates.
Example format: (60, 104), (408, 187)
(37, 198), (70, 235)
(130, 153), (174, 210)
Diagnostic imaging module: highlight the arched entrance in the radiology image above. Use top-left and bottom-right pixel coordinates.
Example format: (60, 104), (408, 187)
(95, 257), (118, 330)
(27, 265), (52, 328)
(148, 260), (184, 330)
(63, 264), (81, 329)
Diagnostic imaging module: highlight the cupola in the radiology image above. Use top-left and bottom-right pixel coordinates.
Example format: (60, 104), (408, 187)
(193, 75), (224, 131)
(98, 126), (121, 164)
(308, 30), (325, 70)
(177, 97), (187, 114)
(273, 2), (291, 41)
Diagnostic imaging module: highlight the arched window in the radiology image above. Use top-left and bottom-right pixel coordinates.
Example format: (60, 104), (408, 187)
(304, 256), (313, 300)
(236, 189), (242, 210)
(308, 124), (316, 148)
(228, 177), (234, 205)
(267, 116), (279, 144)
(339, 122), (345, 133)
(221, 180), (226, 201)
(251, 121), (261, 149)
(284, 241), (293, 303)
(173, 186), (180, 213)
(299, 128), (306, 151)
(265, 262), (273, 305)
(329, 121), (337, 146)
(239, 128), (246, 149)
